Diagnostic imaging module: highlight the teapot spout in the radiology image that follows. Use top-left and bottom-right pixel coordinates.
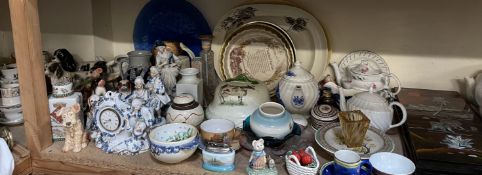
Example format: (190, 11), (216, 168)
(330, 62), (342, 85)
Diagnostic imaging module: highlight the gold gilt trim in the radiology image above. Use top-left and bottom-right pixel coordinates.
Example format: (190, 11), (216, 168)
(220, 21), (296, 85)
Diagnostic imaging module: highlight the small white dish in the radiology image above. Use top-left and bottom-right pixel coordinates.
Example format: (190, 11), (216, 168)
(369, 152), (416, 175)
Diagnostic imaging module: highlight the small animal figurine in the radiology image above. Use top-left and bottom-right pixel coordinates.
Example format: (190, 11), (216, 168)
(53, 48), (77, 72)
(247, 139), (277, 175)
(45, 61), (73, 86)
(118, 79), (132, 101)
(55, 103), (88, 153)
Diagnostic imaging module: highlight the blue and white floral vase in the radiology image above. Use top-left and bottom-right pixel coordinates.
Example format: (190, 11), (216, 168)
(277, 61), (319, 127)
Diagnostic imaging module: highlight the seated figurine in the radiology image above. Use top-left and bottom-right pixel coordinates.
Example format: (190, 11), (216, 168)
(247, 139), (277, 175)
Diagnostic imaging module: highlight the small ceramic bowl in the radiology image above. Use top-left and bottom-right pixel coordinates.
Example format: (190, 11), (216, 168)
(149, 123), (199, 164)
(200, 119), (236, 144)
(52, 82), (73, 97)
(0, 104), (22, 121)
(1, 64), (18, 80)
(369, 152), (416, 175)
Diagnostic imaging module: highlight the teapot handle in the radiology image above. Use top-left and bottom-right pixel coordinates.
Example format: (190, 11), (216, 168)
(389, 102), (407, 129)
(387, 73), (402, 95)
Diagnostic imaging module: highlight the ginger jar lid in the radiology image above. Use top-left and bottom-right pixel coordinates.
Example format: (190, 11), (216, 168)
(283, 61), (314, 82)
(173, 94), (195, 105)
(311, 104), (339, 121)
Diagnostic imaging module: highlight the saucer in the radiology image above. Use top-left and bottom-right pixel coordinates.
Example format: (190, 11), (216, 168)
(0, 102), (21, 109)
(0, 117), (24, 126)
(320, 161), (370, 175)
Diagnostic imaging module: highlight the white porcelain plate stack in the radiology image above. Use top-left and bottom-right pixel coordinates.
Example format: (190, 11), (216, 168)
(0, 64), (23, 125)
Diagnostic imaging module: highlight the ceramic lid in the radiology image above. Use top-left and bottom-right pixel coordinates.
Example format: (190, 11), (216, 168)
(173, 94), (195, 105)
(311, 104), (339, 121)
(283, 61), (314, 82)
(349, 59), (382, 75)
(349, 90), (389, 112)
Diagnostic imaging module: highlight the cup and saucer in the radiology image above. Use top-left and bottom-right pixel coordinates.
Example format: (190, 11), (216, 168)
(0, 83), (23, 125)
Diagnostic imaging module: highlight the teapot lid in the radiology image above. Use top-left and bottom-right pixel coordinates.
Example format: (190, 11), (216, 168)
(350, 89), (389, 111)
(283, 61), (314, 82)
(349, 59), (382, 75)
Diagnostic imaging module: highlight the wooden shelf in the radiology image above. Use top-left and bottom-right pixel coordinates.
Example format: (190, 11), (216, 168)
(12, 144), (32, 175)
(34, 128), (404, 174)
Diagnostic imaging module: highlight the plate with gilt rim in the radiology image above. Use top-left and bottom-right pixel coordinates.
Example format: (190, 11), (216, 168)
(212, 4), (330, 85)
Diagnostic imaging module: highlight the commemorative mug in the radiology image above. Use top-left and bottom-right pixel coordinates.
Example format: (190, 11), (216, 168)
(0, 83), (20, 106)
(334, 150), (371, 175)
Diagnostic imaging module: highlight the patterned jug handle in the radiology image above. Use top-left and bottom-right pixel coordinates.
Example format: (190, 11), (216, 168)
(389, 102), (407, 129)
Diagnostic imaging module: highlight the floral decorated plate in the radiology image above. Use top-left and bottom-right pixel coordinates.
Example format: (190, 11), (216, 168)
(212, 4), (330, 84)
(220, 21), (295, 93)
(338, 50), (390, 82)
(315, 123), (394, 159)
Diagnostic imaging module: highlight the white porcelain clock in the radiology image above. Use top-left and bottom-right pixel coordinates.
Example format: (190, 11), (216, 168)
(96, 107), (124, 134)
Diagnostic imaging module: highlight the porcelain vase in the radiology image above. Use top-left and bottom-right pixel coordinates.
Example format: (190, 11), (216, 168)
(176, 68), (203, 106)
(249, 102), (294, 140)
(167, 94), (204, 126)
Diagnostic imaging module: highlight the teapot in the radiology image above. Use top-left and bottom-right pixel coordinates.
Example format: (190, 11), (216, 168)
(331, 59), (401, 95)
(338, 86), (407, 133)
(464, 72), (482, 114)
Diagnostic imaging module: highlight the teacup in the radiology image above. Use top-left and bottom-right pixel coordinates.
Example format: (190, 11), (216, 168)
(1, 64), (18, 80)
(334, 150), (371, 175)
(369, 152), (415, 175)
(200, 119), (238, 145)
(0, 84), (20, 106)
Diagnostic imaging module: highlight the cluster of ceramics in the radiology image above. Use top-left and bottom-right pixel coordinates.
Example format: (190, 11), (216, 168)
(0, 64), (23, 125)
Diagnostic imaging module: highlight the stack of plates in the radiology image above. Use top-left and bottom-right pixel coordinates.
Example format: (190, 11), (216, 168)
(0, 64), (23, 125)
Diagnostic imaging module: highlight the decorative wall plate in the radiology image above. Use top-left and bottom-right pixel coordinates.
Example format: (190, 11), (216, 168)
(213, 4), (330, 82)
(133, 0), (211, 55)
(221, 21), (295, 93)
(315, 123), (394, 159)
(338, 50), (390, 81)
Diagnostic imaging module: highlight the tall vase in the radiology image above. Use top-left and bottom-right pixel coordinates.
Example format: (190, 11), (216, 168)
(199, 35), (219, 107)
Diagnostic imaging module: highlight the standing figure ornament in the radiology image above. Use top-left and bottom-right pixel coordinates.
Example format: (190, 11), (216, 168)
(247, 139), (277, 175)
(155, 45), (180, 96)
(147, 66), (171, 118)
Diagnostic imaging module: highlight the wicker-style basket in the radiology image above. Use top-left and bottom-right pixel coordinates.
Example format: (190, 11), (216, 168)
(285, 146), (320, 175)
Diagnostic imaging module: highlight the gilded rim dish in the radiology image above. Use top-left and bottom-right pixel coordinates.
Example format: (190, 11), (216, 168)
(315, 122), (394, 159)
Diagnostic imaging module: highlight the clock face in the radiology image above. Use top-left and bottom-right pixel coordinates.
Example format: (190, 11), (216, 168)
(99, 108), (121, 132)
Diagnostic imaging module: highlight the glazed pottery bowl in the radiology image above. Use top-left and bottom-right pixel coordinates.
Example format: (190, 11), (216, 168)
(149, 123), (199, 163)
(0, 64), (18, 80)
(200, 119), (236, 144)
(0, 83), (20, 106)
(250, 102), (294, 139)
(52, 82), (74, 97)
(369, 152), (415, 175)
(0, 104), (22, 121)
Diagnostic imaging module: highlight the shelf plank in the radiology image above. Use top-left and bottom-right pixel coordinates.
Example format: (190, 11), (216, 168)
(36, 127), (404, 174)
(9, 0), (52, 159)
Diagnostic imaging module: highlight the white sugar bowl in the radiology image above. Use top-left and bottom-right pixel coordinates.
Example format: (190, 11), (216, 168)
(277, 61), (319, 126)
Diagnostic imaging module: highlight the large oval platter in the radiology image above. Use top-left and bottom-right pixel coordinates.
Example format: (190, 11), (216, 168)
(212, 4), (330, 85)
(221, 21), (295, 93)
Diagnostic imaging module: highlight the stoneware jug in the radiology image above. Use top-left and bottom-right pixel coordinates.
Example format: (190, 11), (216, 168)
(277, 61), (319, 126)
(339, 87), (407, 133)
(116, 50), (152, 81)
(167, 94), (204, 126)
